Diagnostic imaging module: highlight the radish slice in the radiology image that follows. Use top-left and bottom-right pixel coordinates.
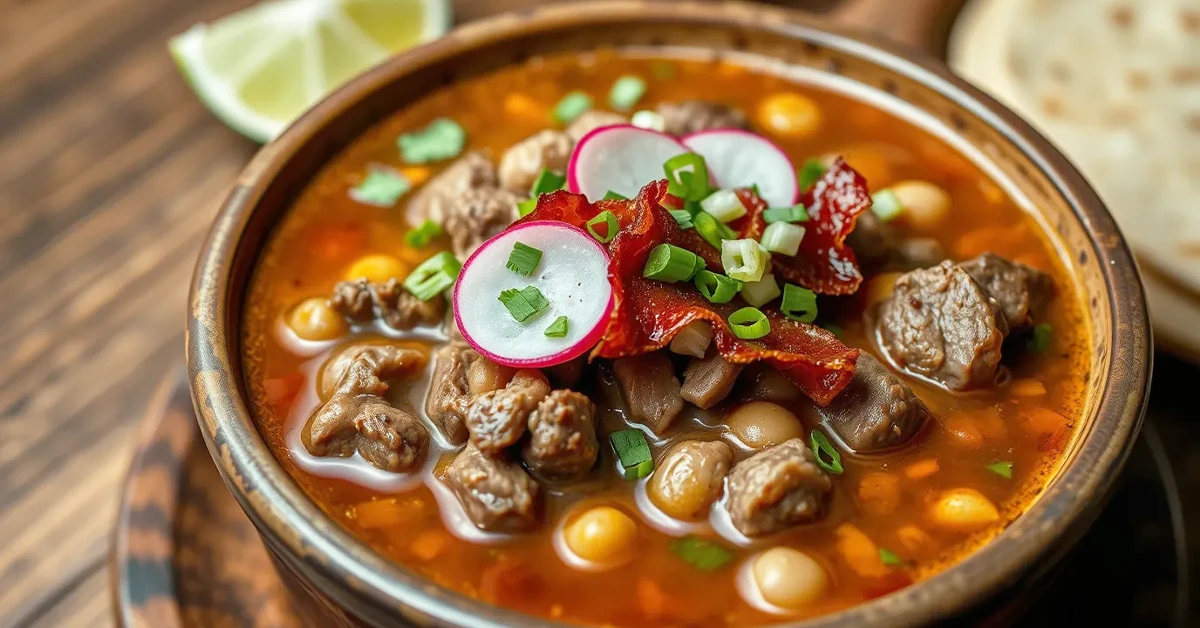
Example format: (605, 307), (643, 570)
(454, 221), (613, 368)
(568, 124), (699, 202)
(682, 129), (799, 208)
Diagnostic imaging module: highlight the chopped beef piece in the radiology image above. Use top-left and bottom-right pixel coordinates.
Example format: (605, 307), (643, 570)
(405, 151), (497, 226)
(442, 187), (522, 259)
(497, 130), (573, 193)
(876, 261), (1008, 391)
(317, 340), (423, 400)
(329, 278), (446, 331)
(680, 348), (742, 409)
(565, 110), (627, 142)
(466, 356), (518, 396)
(425, 342), (478, 445)
(464, 370), (550, 456)
(302, 345), (430, 472)
(846, 211), (946, 271)
(724, 438), (832, 537)
(612, 353), (684, 434)
(445, 444), (539, 532)
(958, 252), (1053, 330)
(648, 440), (733, 520)
(521, 390), (599, 478)
(745, 364), (802, 403)
(818, 354), (930, 453)
(655, 101), (749, 137)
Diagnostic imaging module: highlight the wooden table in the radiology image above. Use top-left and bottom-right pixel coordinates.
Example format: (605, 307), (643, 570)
(1, 0), (1194, 627)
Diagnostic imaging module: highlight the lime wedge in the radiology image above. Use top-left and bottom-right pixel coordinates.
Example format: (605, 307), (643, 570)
(170, 0), (452, 143)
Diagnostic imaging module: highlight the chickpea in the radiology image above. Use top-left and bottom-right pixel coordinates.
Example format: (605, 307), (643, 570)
(647, 440), (733, 520)
(757, 93), (821, 137)
(929, 488), (1000, 532)
(751, 547), (828, 609)
(832, 146), (895, 190)
(941, 414), (984, 450)
(564, 506), (638, 567)
(344, 254), (409, 284)
(864, 272), (903, 307)
(287, 297), (348, 341)
(890, 180), (951, 230)
(467, 357), (517, 395)
(726, 401), (803, 450)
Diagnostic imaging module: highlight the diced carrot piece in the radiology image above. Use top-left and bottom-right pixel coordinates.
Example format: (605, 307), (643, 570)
(504, 93), (546, 119)
(1009, 378), (1047, 397)
(351, 497), (426, 530)
(834, 524), (889, 578)
(973, 405), (1010, 442)
(636, 578), (669, 620)
(400, 166), (432, 187)
(311, 223), (367, 262)
(410, 529), (448, 561)
(896, 524), (936, 556)
(941, 414), (984, 450)
(1022, 406), (1068, 435)
(904, 459), (940, 480)
(858, 472), (901, 516)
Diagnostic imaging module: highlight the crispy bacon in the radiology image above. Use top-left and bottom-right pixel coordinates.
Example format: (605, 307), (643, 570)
(518, 180), (858, 405)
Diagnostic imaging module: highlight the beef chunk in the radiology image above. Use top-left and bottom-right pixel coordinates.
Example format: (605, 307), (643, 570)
(648, 440), (733, 520)
(317, 340), (424, 400)
(819, 354), (930, 453)
(958, 252), (1052, 330)
(442, 187), (521, 259)
(425, 342), (477, 444)
(464, 370), (550, 455)
(329, 278), (445, 331)
(655, 100), (749, 136)
(521, 390), (599, 478)
(680, 349), (742, 409)
(724, 438), (832, 537)
(565, 110), (627, 141)
(406, 151), (497, 226)
(847, 211), (946, 271)
(612, 353), (684, 434)
(497, 130), (573, 193)
(445, 444), (539, 532)
(877, 261), (1008, 391)
(302, 345), (429, 472)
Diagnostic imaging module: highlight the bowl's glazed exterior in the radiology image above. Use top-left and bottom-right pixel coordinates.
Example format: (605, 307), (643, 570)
(186, 2), (1152, 626)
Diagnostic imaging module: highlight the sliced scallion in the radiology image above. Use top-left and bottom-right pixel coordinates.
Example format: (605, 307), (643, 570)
(517, 197), (538, 217)
(643, 243), (700, 283)
(498, 285), (550, 322)
(630, 109), (666, 132)
(350, 167), (411, 207)
(797, 158), (827, 191)
(610, 429), (653, 479)
(506, 242), (543, 277)
(404, 219), (441, 248)
(763, 204), (810, 224)
(700, 189), (747, 223)
(586, 210), (619, 244)
(671, 537), (733, 571)
(871, 189), (904, 221)
(693, 211), (736, 249)
(553, 91), (593, 124)
(544, 316), (569, 338)
(694, 270), (742, 304)
(781, 284), (818, 323)
(760, 221), (806, 256)
(602, 190), (629, 201)
(1029, 323), (1053, 353)
(669, 209), (694, 230)
(529, 168), (567, 196)
(663, 153), (710, 202)
(986, 461), (1014, 479)
(403, 251), (461, 301)
(879, 548), (903, 566)
(740, 273), (781, 307)
(398, 118), (466, 164)
(809, 429), (843, 474)
(728, 307), (770, 340)
(609, 75), (647, 112)
(721, 239), (770, 283)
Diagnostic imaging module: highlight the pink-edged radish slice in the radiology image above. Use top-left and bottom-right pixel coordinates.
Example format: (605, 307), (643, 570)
(682, 129), (799, 208)
(454, 220), (613, 368)
(568, 124), (701, 202)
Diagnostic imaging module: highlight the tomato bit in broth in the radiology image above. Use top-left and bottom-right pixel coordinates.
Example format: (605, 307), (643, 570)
(242, 51), (1090, 626)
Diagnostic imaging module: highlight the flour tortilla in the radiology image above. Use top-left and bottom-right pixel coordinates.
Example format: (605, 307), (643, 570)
(949, 0), (1200, 294)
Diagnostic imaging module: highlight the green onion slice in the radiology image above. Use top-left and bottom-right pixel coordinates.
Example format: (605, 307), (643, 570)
(498, 286), (550, 322)
(643, 243), (700, 283)
(700, 189), (748, 223)
(609, 75), (647, 112)
(544, 315), (569, 338)
(871, 189), (904, 222)
(602, 190), (629, 201)
(693, 211), (735, 249)
(694, 270), (741, 304)
(797, 158), (827, 191)
(609, 429), (653, 479)
(505, 242), (543, 277)
(728, 306), (771, 340)
(398, 118), (466, 164)
(517, 198), (538, 217)
(809, 429), (843, 474)
(879, 548), (903, 566)
(404, 219), (442, 248)
(669, 209), (694, 230)
(663, 153), (711, 202)
(671, 537), (734, 571)
(350, 167), (411, 207)
(529, 168), (567, 197)
(986, 461), (1014, 479)
(586, 210), (619, 244)
(553, 91), (593, 124)
(1029, 323), (1053, 353)
(740, 274), (781, 307)
(781, 284), (818, 323)
(721, 239), (770, 283)
(760, 221), (806, 257)
(763, 204), (810, 224)
(403, 251), (461, 301)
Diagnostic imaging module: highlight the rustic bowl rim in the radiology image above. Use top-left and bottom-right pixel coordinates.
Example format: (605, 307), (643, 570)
(186, 1), (1152, 626)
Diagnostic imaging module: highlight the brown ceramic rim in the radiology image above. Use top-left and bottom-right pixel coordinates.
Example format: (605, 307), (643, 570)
(187, 1), (1152, 626)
